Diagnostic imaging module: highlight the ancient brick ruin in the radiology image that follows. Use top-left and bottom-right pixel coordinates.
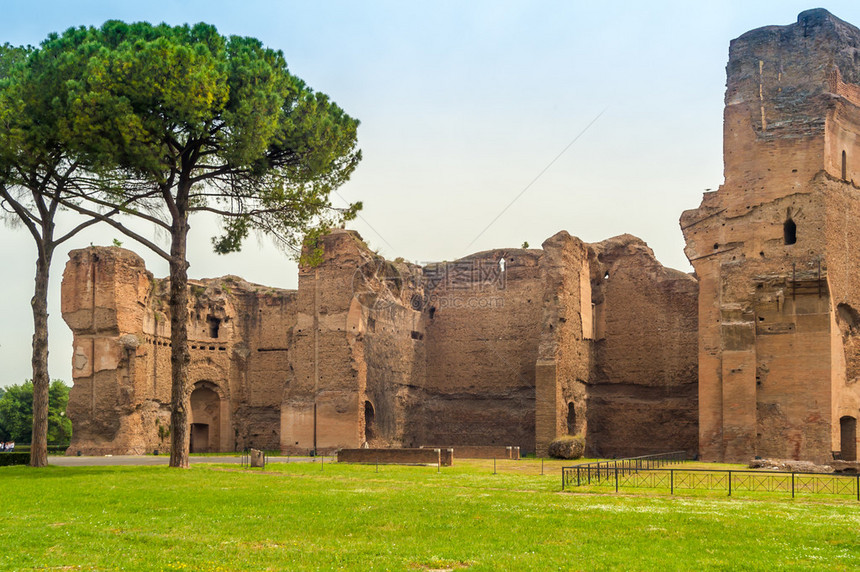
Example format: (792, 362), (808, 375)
(682, 8), (860, 463)
(60, 9), (860, 463)
(60, 230), (697, 457)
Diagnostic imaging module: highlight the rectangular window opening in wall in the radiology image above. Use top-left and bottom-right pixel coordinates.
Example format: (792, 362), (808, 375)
(207, 315), (221, 338)
(411, 331), (424, 340)
(843, 150), (848, 181)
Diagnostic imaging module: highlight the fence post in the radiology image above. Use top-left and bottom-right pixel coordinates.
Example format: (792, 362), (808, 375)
(493, 457), (496, 475)
(577, 467), (581, 487)
(670, 469), (674, 495)
(791, 472), (795, 499)
(614, 461), (617, 487)
(728, 470), (732, 496)
(856, 474), (859, 502)
(541, 458), (544, 476)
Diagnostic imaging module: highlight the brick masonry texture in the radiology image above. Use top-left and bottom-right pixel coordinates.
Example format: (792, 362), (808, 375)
(60, 228), (696, 457)
(60, 9), (860, 463)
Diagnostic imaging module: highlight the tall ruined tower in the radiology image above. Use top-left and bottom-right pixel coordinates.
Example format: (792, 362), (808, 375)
(682, 9), (860, 463)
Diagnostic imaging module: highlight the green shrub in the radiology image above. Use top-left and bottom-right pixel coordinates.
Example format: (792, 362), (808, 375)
(547, 434), (585, 460)
(0, 452), (30, 466)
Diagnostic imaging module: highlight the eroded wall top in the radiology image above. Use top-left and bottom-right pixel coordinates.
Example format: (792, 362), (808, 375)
(724, 8), (860, 196)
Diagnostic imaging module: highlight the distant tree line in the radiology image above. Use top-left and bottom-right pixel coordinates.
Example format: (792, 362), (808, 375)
(0, 380), (71, 444)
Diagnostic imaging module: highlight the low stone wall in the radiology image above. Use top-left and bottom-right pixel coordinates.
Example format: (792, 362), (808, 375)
(338, 448), (453, 466)
(423, 445), (520, 460)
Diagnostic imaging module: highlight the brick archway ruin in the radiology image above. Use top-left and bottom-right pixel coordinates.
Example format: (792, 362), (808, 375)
(190, 383), (221, 453)
(364, 400), (376, 445)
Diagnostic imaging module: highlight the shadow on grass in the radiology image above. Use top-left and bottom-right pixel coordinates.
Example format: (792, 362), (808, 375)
(0, 464), (175, 480)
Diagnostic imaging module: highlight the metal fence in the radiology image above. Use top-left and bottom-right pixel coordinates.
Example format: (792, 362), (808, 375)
(563, 464), (860, 500)
(562, 451), (687, 490)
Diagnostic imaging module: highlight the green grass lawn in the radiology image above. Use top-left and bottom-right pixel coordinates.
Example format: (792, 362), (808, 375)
(0, 459), (858, 571)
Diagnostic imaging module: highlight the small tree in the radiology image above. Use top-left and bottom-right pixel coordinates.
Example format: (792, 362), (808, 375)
(0, 43), (130, 467)
(47, 380), (73, 444)
(37, 22), (361, 467)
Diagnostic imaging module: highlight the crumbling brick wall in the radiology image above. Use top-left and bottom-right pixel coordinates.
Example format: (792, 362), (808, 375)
(682, 8), (860, 463)
(61, 227), (700, 459)
(412, 247), (544, 452)
(534, 231), (591, 457)
(586, 236), (698, 458)
(62, 247), (296, 455)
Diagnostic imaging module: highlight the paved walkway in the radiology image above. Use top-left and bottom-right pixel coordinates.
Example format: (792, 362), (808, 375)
(49, 455), (316, 467)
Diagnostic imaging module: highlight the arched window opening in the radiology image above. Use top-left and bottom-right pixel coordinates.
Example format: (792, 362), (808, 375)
(840, 416), (857, 461)
(842, 150), (848, 181)
(784, 218), (797, 245)
(364, 400), (376, 444)
(566, 402), (576, 435)
(190, 384), (220, 453)
(498, 257), (506, 273)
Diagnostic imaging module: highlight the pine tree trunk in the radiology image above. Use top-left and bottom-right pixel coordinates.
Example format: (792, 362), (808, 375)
(168, 215), (191, 468)
(30, 249), (52, 468)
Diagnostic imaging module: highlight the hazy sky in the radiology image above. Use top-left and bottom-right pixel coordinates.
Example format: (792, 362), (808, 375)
(2, 1), (859, 386)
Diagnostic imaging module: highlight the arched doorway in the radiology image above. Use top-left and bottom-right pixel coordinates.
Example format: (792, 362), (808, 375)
(841, 416), (857, 461)
(190, 384), (221, 453)
(364, 400), (376, 444)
